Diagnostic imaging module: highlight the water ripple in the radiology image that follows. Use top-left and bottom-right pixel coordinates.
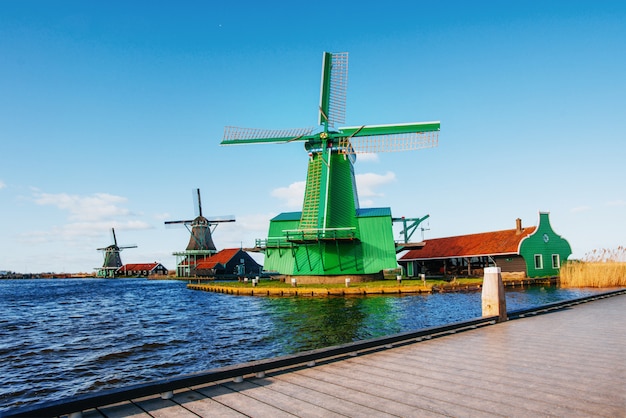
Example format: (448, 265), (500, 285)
(0, 278), (603, 412)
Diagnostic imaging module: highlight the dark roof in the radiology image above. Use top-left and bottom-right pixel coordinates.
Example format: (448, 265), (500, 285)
(271, 212), (302, 221)
(356, 207), (392, 217)
(400, 226), (537, 260)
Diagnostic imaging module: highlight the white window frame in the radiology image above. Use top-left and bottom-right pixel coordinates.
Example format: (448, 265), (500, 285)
(552, 254), (560, 269)
(534, 254), (543, 269)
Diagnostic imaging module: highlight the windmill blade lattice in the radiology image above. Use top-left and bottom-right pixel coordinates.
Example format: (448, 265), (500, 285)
(319, 52), (348, 128)
(339, 131), (439, 154)
(223, 126), (316, 145)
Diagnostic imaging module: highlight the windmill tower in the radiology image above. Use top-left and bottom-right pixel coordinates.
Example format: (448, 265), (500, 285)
(96, 228), (137, 278)
(221, 52), (439, 282)
(165, 188), (235, 277)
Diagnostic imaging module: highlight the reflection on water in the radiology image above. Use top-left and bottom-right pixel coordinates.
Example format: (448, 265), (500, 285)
(0, 279), (602, 411)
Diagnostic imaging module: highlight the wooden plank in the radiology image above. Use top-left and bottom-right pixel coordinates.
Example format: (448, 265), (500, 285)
(131, 397), (197, 418)
(194, 383), (297, 417)
(246, 374), (399, 418)
(281, 366), (504, 417)
(220, 380), (346, 418)
(79, 409), (106, 418)
(93, 401), (150, 418)
(172, 389), (246, 417)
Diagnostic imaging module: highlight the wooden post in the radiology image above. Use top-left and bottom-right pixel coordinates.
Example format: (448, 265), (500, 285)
(482, 267), (507, 322)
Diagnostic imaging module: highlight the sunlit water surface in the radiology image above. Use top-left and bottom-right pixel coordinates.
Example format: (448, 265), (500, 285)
(0, 278), (602, 411)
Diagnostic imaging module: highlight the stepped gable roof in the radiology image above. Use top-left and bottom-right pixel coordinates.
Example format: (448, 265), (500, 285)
(400, 226), (536, 260)
(195, 248), (242, 270)
(119, 262), (160, 271)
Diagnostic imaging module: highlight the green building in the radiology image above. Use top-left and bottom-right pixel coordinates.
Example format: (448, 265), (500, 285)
(519, 212), (573, 278)
(399, 212), (572, 279)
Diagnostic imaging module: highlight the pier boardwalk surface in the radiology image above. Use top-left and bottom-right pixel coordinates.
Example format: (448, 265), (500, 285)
(6, 292), (625, 417)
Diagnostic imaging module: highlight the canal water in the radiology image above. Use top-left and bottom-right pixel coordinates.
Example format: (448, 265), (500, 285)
(0, 278), (602, 411)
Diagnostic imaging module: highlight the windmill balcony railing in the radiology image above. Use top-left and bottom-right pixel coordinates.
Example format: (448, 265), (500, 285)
(255, 228), (359, 249)
(284, 227), (359, 243)
(255, 238), (291, 250)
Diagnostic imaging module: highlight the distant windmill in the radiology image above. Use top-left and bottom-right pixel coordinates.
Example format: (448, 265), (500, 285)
(165, 188), (235, 276)
(221, 52), (439, 281)
(96, 228), (137, 278)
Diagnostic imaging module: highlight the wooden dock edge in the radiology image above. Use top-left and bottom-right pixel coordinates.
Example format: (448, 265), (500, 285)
(186, 277), (556, 296)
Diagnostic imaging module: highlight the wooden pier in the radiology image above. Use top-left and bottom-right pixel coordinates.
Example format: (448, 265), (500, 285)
(4, 291), (624, 417)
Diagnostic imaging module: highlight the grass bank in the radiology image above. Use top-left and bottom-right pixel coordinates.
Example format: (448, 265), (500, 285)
(560, 247), (626, 288)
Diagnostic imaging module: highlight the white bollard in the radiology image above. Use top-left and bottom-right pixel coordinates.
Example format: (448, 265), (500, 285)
(482, 267), (507, 322)
(345, 277), (351, 287)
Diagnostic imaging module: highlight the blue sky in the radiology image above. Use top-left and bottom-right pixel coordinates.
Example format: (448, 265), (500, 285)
(1, 1), (624, 273)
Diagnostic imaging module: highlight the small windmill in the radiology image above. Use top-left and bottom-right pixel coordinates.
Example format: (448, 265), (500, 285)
(221, 52), (439, 281)
(165, 188), (235, 277)
(96, 228), (137, 278)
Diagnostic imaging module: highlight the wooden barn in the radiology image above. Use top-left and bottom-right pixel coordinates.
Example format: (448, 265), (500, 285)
(398, 212), (572, 279)
(194, 248), (263, 278)
(117, 262), (169, 277)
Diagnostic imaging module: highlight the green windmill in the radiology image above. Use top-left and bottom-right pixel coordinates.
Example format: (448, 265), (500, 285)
(221, 52), (439, 282)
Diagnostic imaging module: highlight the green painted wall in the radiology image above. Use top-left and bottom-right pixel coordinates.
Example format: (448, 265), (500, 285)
(519, 212), (572, 278)
(326, 154), (359, 231)
(357, 213), (397, 273)
(262, 209), (397, 276)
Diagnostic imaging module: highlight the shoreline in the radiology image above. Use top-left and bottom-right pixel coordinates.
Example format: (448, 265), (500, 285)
(187, 277), (557, 296)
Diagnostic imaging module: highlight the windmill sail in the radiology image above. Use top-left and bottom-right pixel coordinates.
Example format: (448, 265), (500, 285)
(338, 122), (440, 154)
(222, 126), (316, 145)
(319, 52), (348, 128)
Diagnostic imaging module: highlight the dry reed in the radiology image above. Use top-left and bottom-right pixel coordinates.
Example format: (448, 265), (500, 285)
(560, 246), (626, 288)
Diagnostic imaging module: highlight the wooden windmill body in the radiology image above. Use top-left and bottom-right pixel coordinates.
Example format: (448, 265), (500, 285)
(165, 189), (235, 277)
(96, 228), (137, 278)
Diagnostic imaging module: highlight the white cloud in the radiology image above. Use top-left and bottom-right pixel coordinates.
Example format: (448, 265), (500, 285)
(19, 220), (152, 245)
(153, 212), (171, 221)
(270, 171), (397, 208)
(356, 171), (396, 197)
(271, 181), (305, 209)
(21, 190), (153, 247)
(33, 192), (132, 222)
(0, 180), (6, 189)
(235, 213), (275, 232)
(606, 199), (626, 207)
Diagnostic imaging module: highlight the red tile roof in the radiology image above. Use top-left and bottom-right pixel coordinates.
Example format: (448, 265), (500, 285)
(400, 227), (537, 260)
(195, 248), (242, 270)
(118, 263), (161, 271)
